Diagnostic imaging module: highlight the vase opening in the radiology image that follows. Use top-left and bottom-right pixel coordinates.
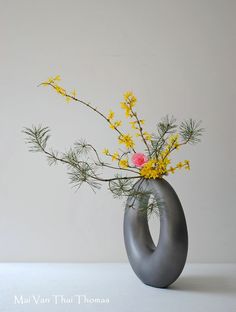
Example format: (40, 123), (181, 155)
(148, 212), (160, 248)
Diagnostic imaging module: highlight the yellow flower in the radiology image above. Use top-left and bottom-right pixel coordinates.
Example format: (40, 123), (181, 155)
(143, 132), (152, 141)
(110, 120), (122, 129)
(107, 110), (115, 121)
(54, 84), (66, 96)
(123, 91), (133, 101)
(111, 152), (119, 161)
(123, 91), (137, 107)
(41, 82), (49, 86)
(120, 102), (127, 109)
(164, 158), (171, 165)
(118, 134), (135, 149)
(71, 89), (77, 98)
(174, 143), (180, 150)
(168, 166), (176, 174)
(53, 75), (61, 82)
(114, 120), (122, 127)
(169, 134), (179, 145)
(130, 95), (137, 107)
(160, 149), (169, 158)
(119, 159), (129, 168)
(45, 75), (61, 84)
(102, 148), (109, 155)
(184, 160), (190, 170)
(140, 160), (160, 179)
(66, 96), (71, 103)
(120, 102), (132, 117)
(129, 121), (138, 130)
(139, 119), (145, 125)
(46, 76), (55, 84)
(120, 91), (137, 116)
(177, 162), (184, 169)
(140, 158), (169, 179)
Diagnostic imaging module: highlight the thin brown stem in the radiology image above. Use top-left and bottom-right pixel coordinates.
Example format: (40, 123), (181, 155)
(87, 144), (138, 173)
(101, 163), (139, 174)
(43, 82), (136, 153)
(104, 151), (139, 173)
(153, 129), (169, 159)
(130, 107), (151, 157)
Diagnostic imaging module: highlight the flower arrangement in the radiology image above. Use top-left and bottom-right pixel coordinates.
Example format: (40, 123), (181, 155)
(24, 75), (203, 215)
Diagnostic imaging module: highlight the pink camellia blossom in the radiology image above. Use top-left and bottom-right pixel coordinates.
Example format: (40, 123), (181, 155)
(131, 153), (148, 167)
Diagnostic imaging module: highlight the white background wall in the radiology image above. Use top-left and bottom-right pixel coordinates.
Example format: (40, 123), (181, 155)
(0, 0), (235, 262)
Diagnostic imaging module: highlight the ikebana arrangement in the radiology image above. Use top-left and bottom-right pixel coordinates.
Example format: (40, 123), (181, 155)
(24, 75), (203, 216)
(24, 75), (203, 288)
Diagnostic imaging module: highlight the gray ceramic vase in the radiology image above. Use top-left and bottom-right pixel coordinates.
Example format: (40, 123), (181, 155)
(123, 178), (188, 288)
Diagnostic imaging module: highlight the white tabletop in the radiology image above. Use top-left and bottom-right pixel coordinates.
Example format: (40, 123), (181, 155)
(0, 263), (235, 312)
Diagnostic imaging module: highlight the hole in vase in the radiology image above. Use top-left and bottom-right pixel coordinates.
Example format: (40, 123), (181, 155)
(148, 210), (160, 247)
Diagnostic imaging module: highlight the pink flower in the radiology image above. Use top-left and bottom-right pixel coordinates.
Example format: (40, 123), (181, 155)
(131, 153), (148, 167)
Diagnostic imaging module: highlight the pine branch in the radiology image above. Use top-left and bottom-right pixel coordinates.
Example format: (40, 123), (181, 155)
(179, 119), (204, 144)
(150, 115), (177, 157)
(68, 163), (102, 192)
(108, 176), (136, 198)
(74, 139), (93, 156)
(47, 148), (59, 166)
(23, 126), (51, 152)
(23, 125), (140, 188)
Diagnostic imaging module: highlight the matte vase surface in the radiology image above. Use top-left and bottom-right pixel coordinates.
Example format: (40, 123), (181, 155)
(123, 178), (188, 288)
